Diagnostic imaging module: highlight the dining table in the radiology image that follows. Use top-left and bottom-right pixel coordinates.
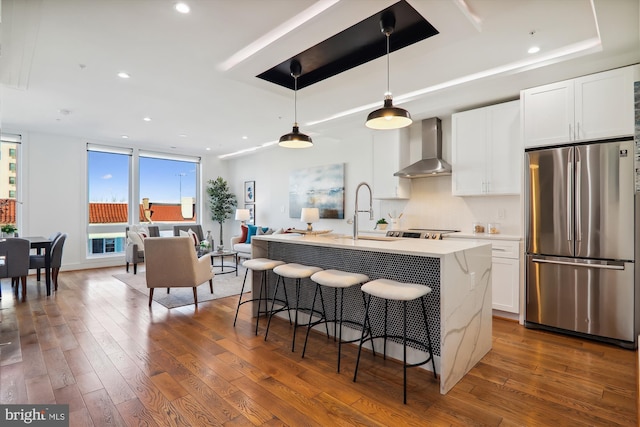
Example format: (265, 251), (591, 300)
(23, 236), (53, 296)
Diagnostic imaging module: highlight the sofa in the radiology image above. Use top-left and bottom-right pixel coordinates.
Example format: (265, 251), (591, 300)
(173, 224), (205, 243)
(231, 224), (286, 260)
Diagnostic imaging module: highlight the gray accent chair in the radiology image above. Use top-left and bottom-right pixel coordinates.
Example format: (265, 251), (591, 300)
(0, 238), (31, 301)
(173, 224), (204, 242)
(125, 225), (160, 274)
(144, 236), (214, 308)
(30, 233), (67, 292)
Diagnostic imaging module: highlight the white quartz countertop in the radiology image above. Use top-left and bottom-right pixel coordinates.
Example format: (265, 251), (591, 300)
(252, 233), (491, 257)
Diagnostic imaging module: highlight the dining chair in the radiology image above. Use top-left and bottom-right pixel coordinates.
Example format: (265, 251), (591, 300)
(0, 238), (31, 301)
(30, 233), (67, 291)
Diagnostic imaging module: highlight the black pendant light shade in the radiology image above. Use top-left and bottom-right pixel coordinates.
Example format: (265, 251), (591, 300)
(279, 60), (313, 148)
(366, 12), (412, 130)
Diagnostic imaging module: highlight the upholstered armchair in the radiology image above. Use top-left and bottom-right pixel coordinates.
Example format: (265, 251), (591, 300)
(143, 236), (214, 308)
(125, 225), (160, 274)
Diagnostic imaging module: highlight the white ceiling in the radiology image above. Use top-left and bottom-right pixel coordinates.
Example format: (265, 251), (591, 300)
(1, 0), (639, 157)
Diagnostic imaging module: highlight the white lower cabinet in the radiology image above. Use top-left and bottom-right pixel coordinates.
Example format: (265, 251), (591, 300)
(489, 239), (521, 314)
(449, 237), (521, 314)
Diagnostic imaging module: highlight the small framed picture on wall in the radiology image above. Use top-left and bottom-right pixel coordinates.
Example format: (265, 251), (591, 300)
(245, 204), (255, 225)
(244, 181), (255, 203)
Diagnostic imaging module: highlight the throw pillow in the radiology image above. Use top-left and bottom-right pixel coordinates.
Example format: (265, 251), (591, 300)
(179, 229), (198, 246)
(245, 224), (259, 243)
(272, 228), (285, 235)
(257, 227), (272, 235)
(239, 224), (248, 243)
(127, 230), (146, 249)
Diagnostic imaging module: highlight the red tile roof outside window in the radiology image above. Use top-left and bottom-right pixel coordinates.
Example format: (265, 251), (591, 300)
(89, 202), (196, 224)
(0, 199), (16, 224)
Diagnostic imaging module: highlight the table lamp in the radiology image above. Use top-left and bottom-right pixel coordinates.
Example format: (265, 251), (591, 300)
(235, 208), (251, 225)
(300, 207), (320, 231)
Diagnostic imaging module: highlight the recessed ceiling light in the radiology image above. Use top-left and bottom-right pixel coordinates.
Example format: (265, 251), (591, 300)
(528, 46), (540, 54)
(178, 134), (187, 138)
(242, 136), (248, 140)
(121, 135), (129, 139)
(117, 72), (130, 79)
(143, 117), (152, 122)
(206, 147), (211, 151)
(175, 2), (190, 13)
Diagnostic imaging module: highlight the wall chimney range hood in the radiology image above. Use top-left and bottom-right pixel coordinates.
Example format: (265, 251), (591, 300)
(394, 117), (451, 178)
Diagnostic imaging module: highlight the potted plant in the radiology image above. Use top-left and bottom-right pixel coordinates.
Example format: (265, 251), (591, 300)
(1, 224), (17, 237)
(206, 177), (237, 251)
(375, 218), (388, 230)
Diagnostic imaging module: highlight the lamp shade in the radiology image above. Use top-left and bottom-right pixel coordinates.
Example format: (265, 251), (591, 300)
(235, 209), (251, 221)
(365, 97), (413, 130)
(278, 125), (313, 148)
(300, 207), (320, 224)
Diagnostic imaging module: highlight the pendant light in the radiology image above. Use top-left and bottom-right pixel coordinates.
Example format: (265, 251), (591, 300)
(279, 60), (313, 148)
(366, 12), (412, 130)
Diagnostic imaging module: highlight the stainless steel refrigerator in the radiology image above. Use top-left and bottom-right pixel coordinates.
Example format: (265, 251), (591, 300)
(525, 137), (638, 348)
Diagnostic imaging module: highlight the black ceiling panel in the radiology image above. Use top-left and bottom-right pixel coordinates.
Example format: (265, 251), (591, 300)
(257, 0), (438, 90)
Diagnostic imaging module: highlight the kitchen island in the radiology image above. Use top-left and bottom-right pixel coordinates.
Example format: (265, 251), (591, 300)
(251, 233), (492, 394)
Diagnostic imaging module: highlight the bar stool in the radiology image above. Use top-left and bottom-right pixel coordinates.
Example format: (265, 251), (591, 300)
(353, 278), (437, 404)
(265, 263), (324, 352)
(233, 258), (288, 335)
(302, 269), (371, 372)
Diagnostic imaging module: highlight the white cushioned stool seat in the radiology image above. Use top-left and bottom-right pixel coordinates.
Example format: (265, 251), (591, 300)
(273, 263), (322, 279)
(361, 279), (431, 301)
(310, 269), (369, 288)
(243, 258), (285, 271)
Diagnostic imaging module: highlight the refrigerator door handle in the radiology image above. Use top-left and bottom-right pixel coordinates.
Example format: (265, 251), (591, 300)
(531, 257), (625, 270)
(567, 155), (573, 243)
(575, 155), (581, 242)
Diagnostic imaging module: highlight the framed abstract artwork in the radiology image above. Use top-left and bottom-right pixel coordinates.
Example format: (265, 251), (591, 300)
(244, 181), (255, 203)
(289, 163), (344, 219)
(245, 204), (255, 225)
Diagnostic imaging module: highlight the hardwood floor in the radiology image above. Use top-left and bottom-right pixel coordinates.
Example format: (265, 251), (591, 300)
(0, 266), (637, 426)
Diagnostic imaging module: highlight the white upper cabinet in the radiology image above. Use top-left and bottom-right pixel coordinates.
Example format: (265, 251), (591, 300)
(522, 66), (635, 148)
(452, 100), (521, 196)
(372, 128), (411, 199)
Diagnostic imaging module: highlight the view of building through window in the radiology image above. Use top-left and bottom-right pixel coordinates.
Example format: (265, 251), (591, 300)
(0, 137), (19, 230)
(87, 147), (199, 255)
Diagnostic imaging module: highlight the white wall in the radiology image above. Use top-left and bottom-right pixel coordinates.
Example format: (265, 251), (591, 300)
(221, 127), (377, 240)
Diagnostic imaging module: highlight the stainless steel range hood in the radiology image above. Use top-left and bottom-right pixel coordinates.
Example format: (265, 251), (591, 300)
(394, 117), (451, 178)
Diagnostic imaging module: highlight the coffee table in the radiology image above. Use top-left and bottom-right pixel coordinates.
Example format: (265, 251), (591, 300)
(209, 250), (238, 275)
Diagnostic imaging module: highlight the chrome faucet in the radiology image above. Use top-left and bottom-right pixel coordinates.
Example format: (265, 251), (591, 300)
(353, 182), (374, 240)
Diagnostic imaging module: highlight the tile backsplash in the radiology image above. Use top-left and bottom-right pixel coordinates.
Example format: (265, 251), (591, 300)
(378, 176), (522, 236)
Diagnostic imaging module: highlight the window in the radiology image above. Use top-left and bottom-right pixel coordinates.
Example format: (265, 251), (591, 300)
(87, 145), (200, 257)
(139, 153), (198, 224)
(0, 135), (20, 229)
(87, 146), (131, 255)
